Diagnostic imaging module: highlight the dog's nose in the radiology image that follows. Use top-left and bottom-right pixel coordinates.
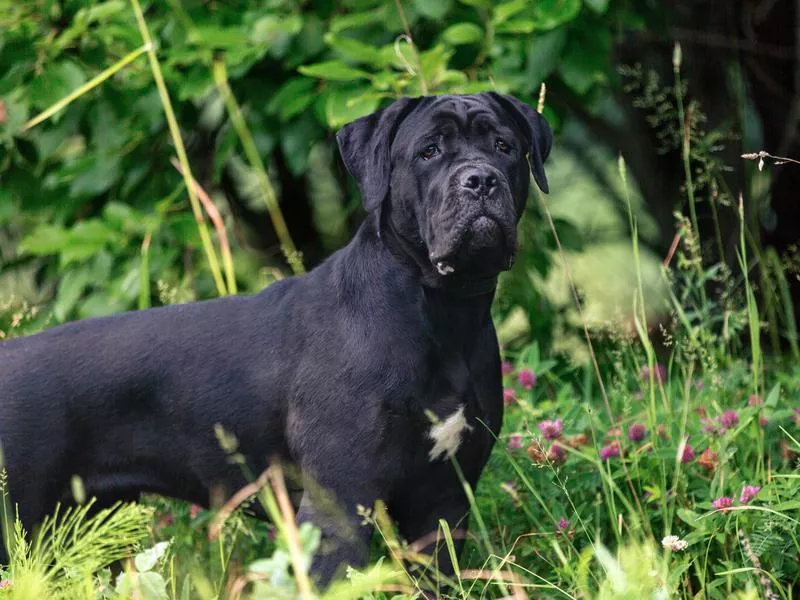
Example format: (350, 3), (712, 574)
(462, 170), (497, 194)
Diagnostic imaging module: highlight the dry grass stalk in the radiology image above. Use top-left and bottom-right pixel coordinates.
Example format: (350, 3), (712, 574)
(170, 157), (237, 294)
(208, 470), (269, 542)
(460, 568), (529, 600)
(266, 462), (315, 600)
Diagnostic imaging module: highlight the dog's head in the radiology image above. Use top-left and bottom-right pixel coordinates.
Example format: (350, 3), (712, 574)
(337, 93), (551, 280)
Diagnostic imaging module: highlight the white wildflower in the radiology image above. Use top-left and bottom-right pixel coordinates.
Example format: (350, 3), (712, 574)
(661, 535), (688, 551)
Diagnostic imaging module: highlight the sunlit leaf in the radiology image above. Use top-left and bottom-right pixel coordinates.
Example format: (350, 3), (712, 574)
(324, 34), (386, 66)
(324, 88), (383, 129)
(442, 23), (484, 45)
(531, 0), (582, 31)
(492, 0), (528, 25)
(414, 0), (453, 20)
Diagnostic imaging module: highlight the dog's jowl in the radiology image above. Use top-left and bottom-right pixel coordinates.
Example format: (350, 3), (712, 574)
(0, 92), (551, 584)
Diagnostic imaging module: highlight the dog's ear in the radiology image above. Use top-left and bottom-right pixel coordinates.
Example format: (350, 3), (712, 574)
(486, 92), (552, 194)
(336, 97), (421, 213)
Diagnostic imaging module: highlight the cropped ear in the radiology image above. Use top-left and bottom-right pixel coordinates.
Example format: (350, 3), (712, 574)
(336, 97), (422, 215)
(485, 92), (552, 194)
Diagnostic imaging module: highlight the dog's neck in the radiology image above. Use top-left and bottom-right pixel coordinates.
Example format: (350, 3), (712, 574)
(378, 214), (499, 300)
(344, 215), (495, 354)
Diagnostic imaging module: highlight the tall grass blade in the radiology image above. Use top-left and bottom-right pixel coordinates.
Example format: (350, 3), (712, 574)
(170, 158), (237, 294)
(767, 248), (800, 361)
(672, 43), (707, 307)
(438, 518), (462, 581)
(22, 45), (150, 132)
(737, 194), (761, 396)
(138, 232), (152, 310)
(212, 60), (305, 275)
(266, 463), (314, 600)
(0, 454), (13, 563)
(130, 0), (228, 297)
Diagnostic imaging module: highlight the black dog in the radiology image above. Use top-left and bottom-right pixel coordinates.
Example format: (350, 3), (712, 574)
(0, 92), (550, 584)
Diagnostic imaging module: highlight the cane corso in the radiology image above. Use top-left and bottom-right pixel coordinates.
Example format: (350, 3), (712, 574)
(0, 92), (551, 584)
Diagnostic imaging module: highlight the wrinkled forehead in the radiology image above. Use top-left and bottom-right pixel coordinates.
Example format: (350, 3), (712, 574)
(392, 95), (519, 153)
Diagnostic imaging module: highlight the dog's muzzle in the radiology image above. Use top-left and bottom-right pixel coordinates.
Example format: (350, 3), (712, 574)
(428, 165), (517, 276)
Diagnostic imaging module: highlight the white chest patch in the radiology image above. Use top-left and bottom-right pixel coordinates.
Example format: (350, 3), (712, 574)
(428, 405), (473, 462)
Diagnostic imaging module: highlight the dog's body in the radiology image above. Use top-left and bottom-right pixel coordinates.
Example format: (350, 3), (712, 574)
(0, 92), (551, 584)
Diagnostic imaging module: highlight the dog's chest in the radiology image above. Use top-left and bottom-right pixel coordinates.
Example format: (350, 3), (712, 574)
(392, 393), (492, 491)
(426, 404), (474, 461)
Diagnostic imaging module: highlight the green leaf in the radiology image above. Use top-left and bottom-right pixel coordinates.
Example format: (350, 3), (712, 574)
(583, 0), (610, 14)
(103, 201), (150, 235)
(69, 155), (121, 197)
(415, 0), (453, 20)
(78, 292), (127, 319)
(83, 0), (126, 22)
(526, 27), (567, 87)
(26, 60), (87, 113)
(188, 26), (245, 49)
(298, 521), (321, 556)
(60, 220), (125, 266)
(0, 188), (14, 225)
(437, 70), (470, 87)
(765, 382), (781, 408)
(249, 551), (293, 588)
(495, 19), (537, 34)
(180, 574), (193, 600)
(168, 214), (201, 246)
(19, 224), (70, 255)
(371, 71), (399, 91)
(442, 23), (484, 45)
(558, 39), (603, 95)
(134, 541), (170, 573)
(267, 77), (317, 121)
(531, 0), (582, 31)
(324, 34), (385, 66)
(330, 6), (389, 33)
(117, 258), (142, 303)
(439, 519), (461, 578)
(324, 88), (382, 129)
(250, 14), (304, 47)
(90, 250), (113, 283)
(53, 268), (91, 322)
(53, 1), (126, 51)
(279, 116), (320, 175)
(418, 45), (454, 87)
(0, 90), (30, 137)
(492, 0), (528, 25)
(115, 571), (168, 600)
(677, 508), (706, 530)
(298, 61), (372, 81)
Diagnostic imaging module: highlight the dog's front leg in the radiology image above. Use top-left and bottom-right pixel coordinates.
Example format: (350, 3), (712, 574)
(392, 486), (471, 589)
(294, 480), (379, 588)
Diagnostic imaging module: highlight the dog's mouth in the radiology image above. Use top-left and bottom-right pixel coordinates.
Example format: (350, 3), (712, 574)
(430, 213), (516, 277)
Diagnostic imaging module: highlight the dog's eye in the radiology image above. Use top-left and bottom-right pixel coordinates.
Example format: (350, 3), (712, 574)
(420, 144), (440, 160)
(495, 139), (510, 154)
